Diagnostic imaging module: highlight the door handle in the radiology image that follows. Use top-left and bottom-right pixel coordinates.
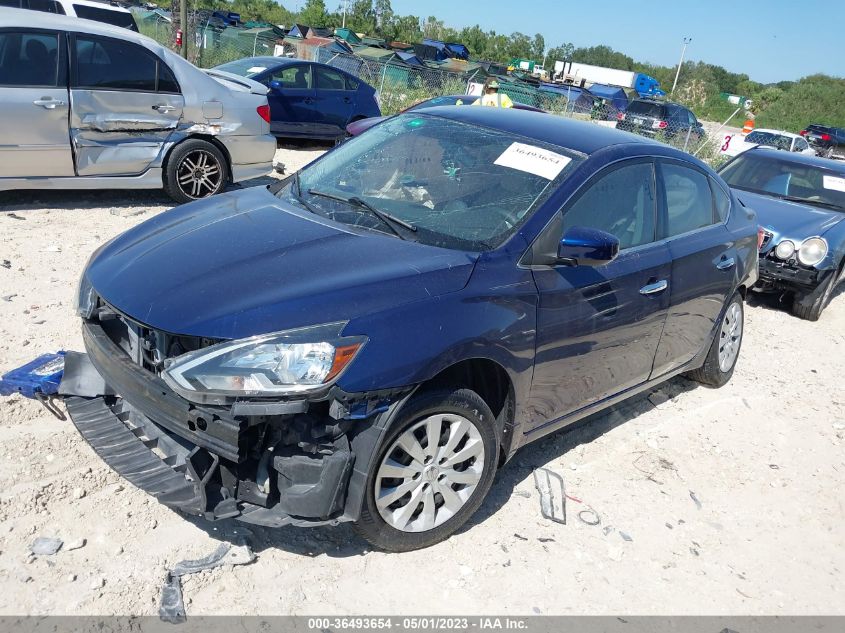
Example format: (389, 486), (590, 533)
(639, 280), (668, 295)
(716, 257), (736, 270)
(152, 104), (176, 113)
(303, 97), (314, 104)
(33, 98), (66, 109)
(343, 97), (352, 103)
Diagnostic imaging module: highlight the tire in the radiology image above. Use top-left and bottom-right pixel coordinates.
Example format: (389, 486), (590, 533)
(685, 291), (744, 387)
(792, 264), (842, 321)
(353, 388), (499, 552)
(164, 139), (228, 204)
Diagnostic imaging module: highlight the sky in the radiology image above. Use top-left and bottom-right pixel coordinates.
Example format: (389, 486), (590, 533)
(389, 0), (845, 83)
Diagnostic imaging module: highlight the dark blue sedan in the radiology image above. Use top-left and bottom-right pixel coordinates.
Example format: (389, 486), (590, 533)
(214, 56), (381, 141)
(66, 108), (758, 552)
(719, 148), (845, 320)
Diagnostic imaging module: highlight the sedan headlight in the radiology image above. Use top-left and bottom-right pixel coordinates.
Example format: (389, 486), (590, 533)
(797, 237), (828, 267)
(161, 322), (366, 404)
(774, 240), (795, 260)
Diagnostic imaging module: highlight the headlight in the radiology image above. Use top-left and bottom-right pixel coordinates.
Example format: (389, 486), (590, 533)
(74, 274), (97, 319)
(774, 240), (795, 260)
(161, 322), (365, 404)
(797, 237), (828, 267)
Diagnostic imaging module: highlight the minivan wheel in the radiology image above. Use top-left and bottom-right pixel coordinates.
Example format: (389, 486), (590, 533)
(353, 388), (498, 552)
(685, 291), (744, 387)
(164, 139), (227, 204)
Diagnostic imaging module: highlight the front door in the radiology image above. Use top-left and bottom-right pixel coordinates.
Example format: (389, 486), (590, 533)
(527, 160), (671, 429)
(263, 63), (316, 137)
(311, 65), (355, 139)
(69, 33), (183, 176)
(0, 29), (73, 177)
(651, 161), (736, 376)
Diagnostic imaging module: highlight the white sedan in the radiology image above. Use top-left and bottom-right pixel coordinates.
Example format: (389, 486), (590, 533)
(720, 128), (816, 157)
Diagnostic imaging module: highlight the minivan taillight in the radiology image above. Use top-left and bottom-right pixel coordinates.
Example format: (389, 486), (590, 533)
(257, 104), (271, 123)
(616, 112), (625, 121)
(799, 130), (807, 136)
(652, 120), (668, 129)
(821, 133), (831, 141)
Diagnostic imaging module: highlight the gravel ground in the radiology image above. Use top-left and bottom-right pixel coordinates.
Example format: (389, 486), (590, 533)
(0, 143), (843, 616)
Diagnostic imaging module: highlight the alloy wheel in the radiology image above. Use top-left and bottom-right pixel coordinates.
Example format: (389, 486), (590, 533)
(374, 414), (485, 533)
(718, 301), (743, 372)
(176, 149), (223, 199)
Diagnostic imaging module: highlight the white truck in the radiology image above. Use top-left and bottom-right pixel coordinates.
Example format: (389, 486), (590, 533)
(553, 60), (664, 97)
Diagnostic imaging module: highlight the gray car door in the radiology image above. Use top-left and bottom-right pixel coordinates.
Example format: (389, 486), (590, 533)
(0, 29), (74, 177)
(69, 33), (183, 176)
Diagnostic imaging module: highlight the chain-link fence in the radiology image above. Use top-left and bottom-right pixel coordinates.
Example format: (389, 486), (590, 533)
(133, 11), (726, 166)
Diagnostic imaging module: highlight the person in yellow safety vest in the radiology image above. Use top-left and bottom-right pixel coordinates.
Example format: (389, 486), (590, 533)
(472, 79), (514, 108)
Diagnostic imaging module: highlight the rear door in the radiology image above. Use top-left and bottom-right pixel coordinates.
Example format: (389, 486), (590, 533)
(263, 62), (315, 137)
(0, 28), (73, 177)
(528, 160), (672, 428)
(69, 33), (183, 176)
(650, 161), (736, 377)
(312, 64), (356, 138)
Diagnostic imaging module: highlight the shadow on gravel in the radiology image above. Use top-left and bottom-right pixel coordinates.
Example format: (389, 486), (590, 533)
(747, 284), (845, 317)
(184, 377), (699, 558)
(1, 188), (174, 212)
(460, 376), (698, 535)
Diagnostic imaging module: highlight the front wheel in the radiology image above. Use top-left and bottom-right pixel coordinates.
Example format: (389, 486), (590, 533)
(164, 139), (228, 204)
(685, 291), (744, 387)
(792, 264), (842, 321)
(353, 388), (499, 552)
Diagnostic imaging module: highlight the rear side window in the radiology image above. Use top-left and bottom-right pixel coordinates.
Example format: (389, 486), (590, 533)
(0, 31), (60, 87)
(74, 36), (178, 93)
(345, 74), (359, 90)
(315, 66), (346, 90)
(269, 64), (311, 89)
(73, 5), (138, 30)
(564, 162), (657, 250)
(662, 163), (716, 236)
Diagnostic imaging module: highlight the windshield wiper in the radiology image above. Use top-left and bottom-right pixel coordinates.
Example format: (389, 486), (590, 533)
(287, 172), (318, 215)
(306, 188), (417, 239)
(781, 195), (845, 212)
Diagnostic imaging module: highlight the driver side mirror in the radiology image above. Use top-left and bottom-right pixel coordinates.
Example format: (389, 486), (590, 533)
(557, 226), (620, 266)
(268, 80), (284, 92)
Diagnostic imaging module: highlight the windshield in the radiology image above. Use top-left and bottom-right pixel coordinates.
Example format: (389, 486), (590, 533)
(214, 58), (271, 78)
(720, 152), (845, 211)
(278, 114), (581, 250)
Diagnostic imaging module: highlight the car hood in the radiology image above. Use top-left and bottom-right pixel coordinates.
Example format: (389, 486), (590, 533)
(85, 187), (478, 339)
(734, 190), (845, 240)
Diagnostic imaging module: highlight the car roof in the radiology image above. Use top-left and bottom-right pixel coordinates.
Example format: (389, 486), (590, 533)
(412, 106), (663, 156)
(236, 56), (344, 71)
(0, 7), (141, 38)
(67, 0), (132, 12)
(742, 147), (845, 172)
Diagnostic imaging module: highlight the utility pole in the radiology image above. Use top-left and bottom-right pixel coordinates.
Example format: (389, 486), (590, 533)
(342, 0), (347, 28)
(671, 37), (691, 95)
(180, 0), (188, 59)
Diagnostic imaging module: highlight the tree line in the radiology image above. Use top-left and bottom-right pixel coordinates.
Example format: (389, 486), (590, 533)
(184, 0), (845, 131)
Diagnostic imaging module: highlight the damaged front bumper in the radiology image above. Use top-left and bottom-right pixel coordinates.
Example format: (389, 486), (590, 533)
(64, 320), (406, 528)
(756, 256), (826, 292)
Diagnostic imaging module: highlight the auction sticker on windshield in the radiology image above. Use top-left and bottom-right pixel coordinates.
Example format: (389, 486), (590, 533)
(822, 174), (845, 193)
(494, 142), (572, 180)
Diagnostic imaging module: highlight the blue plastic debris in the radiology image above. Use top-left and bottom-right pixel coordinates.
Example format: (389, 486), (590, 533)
(0, 352), (65, 399)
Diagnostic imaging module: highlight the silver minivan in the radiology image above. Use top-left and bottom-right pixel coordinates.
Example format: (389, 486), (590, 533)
(0, 9), (276, 202)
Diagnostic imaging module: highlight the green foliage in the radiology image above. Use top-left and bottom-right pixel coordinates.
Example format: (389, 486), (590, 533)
(755, 75), (845, 131)
(299, 0), (329, 27)
(572, 45), (634, 71)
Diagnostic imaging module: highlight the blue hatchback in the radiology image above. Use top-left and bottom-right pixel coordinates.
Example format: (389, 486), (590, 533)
(214, 56), (381, 141)
(67, 108), (758, 551)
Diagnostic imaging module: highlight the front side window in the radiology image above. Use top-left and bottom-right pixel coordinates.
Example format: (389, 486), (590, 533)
(0, 31), (59, 87)
(282, 114), (581, 250)
(563, 162), (656, 250)
(315, 65), (346, 90)
(29, 0), (62, 12)
(74, 36), (172, 93)
(663, 163), (716, 236)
